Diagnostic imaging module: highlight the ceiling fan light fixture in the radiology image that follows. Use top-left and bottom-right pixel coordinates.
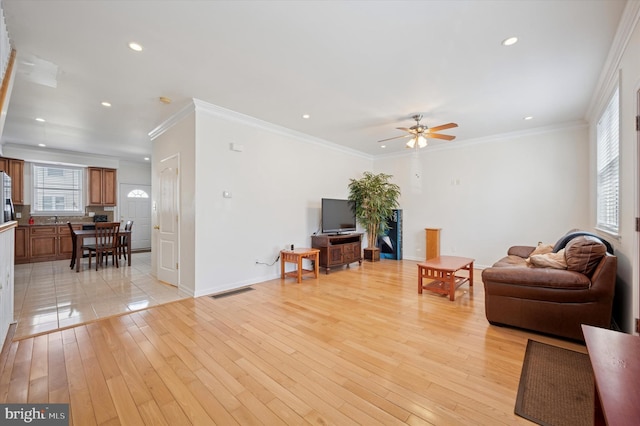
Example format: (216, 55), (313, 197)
(379, 115), (458, 148)
(406, 138), (416, 149)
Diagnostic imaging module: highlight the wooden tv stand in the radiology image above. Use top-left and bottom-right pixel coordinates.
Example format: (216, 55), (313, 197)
(311, 233), (362, 273)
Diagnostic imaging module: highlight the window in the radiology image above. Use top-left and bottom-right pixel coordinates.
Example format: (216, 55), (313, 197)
(32, 164), (84, 214)
(127, 189), (149, 198)
(596, 87), (619, 234)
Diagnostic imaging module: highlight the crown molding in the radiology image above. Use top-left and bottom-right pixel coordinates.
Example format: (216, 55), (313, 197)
(586, 0), (640, 120)
(147, 101), (196, 141)
(151, 100), (588, 162)
(192, 99), (373, 160)
(149, 98), (373, 160)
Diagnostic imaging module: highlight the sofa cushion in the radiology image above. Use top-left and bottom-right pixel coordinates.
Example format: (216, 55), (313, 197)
(565, 236), (606, 276)
(529, 243), (554, 256)
(528, 249), (567, 269)
(492, 255), (528, 268)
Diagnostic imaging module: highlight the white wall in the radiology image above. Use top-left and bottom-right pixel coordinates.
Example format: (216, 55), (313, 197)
(0, 223), (15, 347)
(118, 161), (151, 185)
(587, 3), (640, 334)
(152, 111), (196, 296)
(190, 101), (371, 296)
(374, 124), (590, 268)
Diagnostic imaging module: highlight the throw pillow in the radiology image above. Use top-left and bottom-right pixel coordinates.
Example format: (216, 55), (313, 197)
(564, 236), (607, 276)
(529, 243), (554, 256)
(528, 249), (568, 269)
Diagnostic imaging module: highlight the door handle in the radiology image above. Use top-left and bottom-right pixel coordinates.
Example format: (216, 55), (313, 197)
(153, 225), (160, 230)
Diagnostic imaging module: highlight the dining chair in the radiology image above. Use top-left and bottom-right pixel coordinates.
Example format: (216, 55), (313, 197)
(118, 220), (133, 260)
(67, 221), (93, 269)
(67, 221), (78, 269)
(82, 222), (120, 270)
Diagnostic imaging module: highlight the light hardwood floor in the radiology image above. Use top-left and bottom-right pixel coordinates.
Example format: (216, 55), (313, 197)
(0, 259), (586, 425)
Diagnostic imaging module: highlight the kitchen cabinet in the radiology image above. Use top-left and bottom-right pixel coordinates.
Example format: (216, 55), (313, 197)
(58, 224), (78, 257)
(14, 226), (29, 264)
(29, 225), (58, 261)
(0, 156), (24, 205)
(28, 224), (81, 262)
(88, 167), (117, 206)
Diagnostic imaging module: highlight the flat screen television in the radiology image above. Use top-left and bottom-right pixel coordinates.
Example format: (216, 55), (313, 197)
(321, 198), (357, 234)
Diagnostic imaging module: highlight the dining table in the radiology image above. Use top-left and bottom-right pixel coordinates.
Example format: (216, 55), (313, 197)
(73, 229), (132, 272)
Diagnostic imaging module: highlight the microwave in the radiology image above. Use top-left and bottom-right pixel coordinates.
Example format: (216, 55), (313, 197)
(1, 171), (15, 224)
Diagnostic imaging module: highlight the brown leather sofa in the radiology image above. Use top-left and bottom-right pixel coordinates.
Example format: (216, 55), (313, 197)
(482, 233), (617, 341)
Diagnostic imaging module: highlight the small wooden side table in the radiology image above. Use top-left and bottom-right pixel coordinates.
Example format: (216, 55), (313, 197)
(280, 248), (320, 283)
(417, 255), (474, 301)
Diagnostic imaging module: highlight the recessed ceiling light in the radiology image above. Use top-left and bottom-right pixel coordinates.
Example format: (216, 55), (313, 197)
(502, 36), (518, 46)
(35, 117), (45, 122)
(524, 116), (534, 120)
(128, 42), (143, 52)
(302, 114), (310, 119)
(38, 143), (46, 147)
(101, 101), (112, 107)
(380, 145), (386, 149)
(144, 157), (150, 161)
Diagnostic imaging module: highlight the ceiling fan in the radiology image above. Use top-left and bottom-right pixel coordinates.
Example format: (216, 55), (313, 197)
(378, 114), (458, 149)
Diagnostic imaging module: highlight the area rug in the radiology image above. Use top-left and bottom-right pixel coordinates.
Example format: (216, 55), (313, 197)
(515, 340), (594, 426)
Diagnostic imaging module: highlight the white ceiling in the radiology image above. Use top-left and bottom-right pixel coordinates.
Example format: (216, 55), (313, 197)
(0, 0), (628, 161)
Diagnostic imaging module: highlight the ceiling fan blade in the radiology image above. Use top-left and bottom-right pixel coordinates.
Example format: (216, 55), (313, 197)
(427, 123), (458, 132)
(378, 134), (412, 143)
(396, 127), (411, 132)
(426, 133), (456, 141)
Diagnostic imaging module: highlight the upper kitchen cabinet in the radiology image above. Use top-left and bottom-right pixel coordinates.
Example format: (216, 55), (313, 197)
(87, 167), (117, 206)
(0, 156), (24, 205)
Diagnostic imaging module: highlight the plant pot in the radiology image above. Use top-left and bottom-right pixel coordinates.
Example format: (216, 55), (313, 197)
(364, 247), (380, 262)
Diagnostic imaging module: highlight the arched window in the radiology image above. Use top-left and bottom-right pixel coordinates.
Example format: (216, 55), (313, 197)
(127, 189), (149, 198)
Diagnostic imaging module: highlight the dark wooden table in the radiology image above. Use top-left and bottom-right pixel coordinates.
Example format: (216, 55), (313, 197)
(582, 324), (640, 425)
(73, 229), (131, 272)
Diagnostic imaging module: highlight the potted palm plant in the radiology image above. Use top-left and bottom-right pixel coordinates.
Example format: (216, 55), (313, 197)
(348, 171), (401, 261)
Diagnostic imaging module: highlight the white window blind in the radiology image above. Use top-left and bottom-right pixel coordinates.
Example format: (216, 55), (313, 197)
(32, 164), (84, 214)
(596, 87), (619, 234)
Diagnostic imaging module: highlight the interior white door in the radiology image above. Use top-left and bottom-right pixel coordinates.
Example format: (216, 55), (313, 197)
(119, 183), (151, 250)
(157, 156), (179, 286)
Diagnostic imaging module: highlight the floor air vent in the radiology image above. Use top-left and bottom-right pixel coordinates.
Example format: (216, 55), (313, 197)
(210, 287), (254, 299)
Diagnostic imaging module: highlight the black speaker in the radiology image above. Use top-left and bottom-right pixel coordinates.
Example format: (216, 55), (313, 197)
(379, 209), (402, 260)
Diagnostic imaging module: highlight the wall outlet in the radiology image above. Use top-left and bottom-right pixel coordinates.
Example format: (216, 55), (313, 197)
(15, 212), (21, 219)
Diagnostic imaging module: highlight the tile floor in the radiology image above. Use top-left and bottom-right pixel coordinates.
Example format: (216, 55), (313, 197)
(13, 252), (190, 339)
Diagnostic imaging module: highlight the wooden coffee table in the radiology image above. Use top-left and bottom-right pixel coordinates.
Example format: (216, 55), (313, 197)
(280, 248), (320, 283)
(417, 256), (474, 301)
